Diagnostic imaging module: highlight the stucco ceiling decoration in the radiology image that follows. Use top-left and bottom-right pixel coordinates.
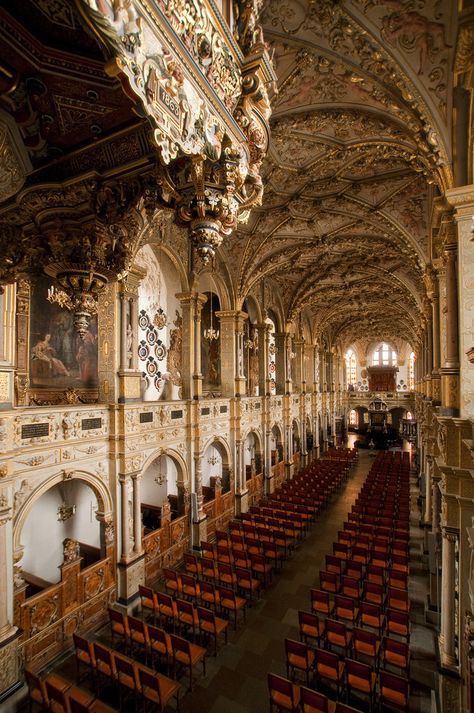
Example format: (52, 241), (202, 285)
(226, 0), (455, 352)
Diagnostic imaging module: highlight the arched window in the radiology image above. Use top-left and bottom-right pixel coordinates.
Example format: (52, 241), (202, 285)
(406, 411), (413, 420)
(408, 351), (415, 391)
(372, 342), (397, 366)
(349, 409), (357, 426)
(345, 349), (357, 385)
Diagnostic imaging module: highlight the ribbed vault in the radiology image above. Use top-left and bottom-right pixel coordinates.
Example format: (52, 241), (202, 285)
(223, 0), (455, 353)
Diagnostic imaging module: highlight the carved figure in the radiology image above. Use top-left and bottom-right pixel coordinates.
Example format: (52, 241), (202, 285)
(63, 538), (80, 563)
(32, 334), (69, 376)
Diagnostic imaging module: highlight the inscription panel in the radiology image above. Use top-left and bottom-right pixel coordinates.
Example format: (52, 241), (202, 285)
(21, 423), (49, 439)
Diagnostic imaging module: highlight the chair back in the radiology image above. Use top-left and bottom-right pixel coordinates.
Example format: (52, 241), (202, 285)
(170, 633), (191, 660)
(73, 633), (92, 660)
(267, 672), (299, 708)
(114, 652), (137, 686)
(45, 679), (67, 709)
(94, 642), (114, 673)
(300, 686), (330, 713)
(138, 667), (162, 703)
(25, 670), (46, 706)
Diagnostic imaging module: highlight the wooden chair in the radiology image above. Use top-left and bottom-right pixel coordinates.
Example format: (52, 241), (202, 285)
(196, 605), (229, 655)
(345, 658), (376, 711)
(137, 666), (180, 713)
(250, 551), (273, 586)
(364, 582), (385, 608)
(156, 591), (177, 630)
(175, 598), (199, 640)
(320, 570), (339, 595)
(217, 561), (237, 588)
(200, 541), (215, 559)
(385, 609), (410, 640)
(235, 566), (261, 602)
(148, 624), (172, 673)
(108, 608), (129, 650)
(314, 648), (345, 699)
(267, 672), (301, 713)
(358, 602), (384, 634)
(68, 691), (117, 713)
(139, 585), (157, 624)
(285, 638), (315, 685)
(334, 595), (358, 625)
(45, 676), (72, 713)
(382, 637), (410, 675)
(93, 643), (117, 693)
(334, 703), (364, 713)
(184, 552), (201, 577)
(340, 575), (361, 601)
(128, 616), (149, 660)
(25, 670), (69, 712)
(379, 670), (409, 711)
(233, 548), (251, 570)
(387, 587), (410, 614)
(180, 572), (200, 601)
(72, 633), (96, 683)
(201, 556), (217, 581)
(199, 579), (220, 610)
(325, 619), (352, 657)
(352, 627), (380, 666)
(310, 588), (334, 618)
(300, 686), (336, 713)
(217, 585), (247, 628)
(169, 633), (206, 691)
(114, 653), (140, 712)
(298, 610), (325, 648)
(162, 568), (182, 597)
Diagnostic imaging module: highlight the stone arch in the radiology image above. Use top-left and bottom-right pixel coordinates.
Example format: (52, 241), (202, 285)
(141, 446), (188, 488)
(13, 469), (113, 563)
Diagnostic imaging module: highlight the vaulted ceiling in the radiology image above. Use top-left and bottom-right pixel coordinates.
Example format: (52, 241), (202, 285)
(228, 0), (456, 350)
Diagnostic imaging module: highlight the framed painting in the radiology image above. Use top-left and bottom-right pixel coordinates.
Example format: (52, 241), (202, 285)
(29, 276), (98, 390)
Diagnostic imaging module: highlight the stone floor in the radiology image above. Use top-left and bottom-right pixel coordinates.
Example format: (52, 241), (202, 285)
(4, 443), (437, 713)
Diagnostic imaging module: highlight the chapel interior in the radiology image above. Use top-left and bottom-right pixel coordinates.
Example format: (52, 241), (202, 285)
(0, 1), (472, 712)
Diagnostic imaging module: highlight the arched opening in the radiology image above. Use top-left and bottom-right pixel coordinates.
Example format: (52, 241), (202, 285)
(141, 453), (182, 533)
(135, 244), (183, 401)
(202, 439), (231, 500)
(18, 479), (101, 596)
(202, 291), (221, 394)
(345, 348), (357, 388)
(243, 297), (259, 396)
(306, 415), (313, 451)
(244, 430), (263, 481)
(292, 419), (300, 455)
(270, 424), (284, 465)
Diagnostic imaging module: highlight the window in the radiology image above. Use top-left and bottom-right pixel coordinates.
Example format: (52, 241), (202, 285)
(408, 352), (415, 391)
(406, 411), (413, 420)
(345, 349), (357, 385)
(372, 342), (397, 367)
(349, 409), (357, 426)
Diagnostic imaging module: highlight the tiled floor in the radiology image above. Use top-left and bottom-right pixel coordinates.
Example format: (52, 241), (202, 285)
(4, 445), (436, 712)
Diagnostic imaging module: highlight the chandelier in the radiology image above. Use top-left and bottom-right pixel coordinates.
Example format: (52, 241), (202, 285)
(203, 290), (220, 341)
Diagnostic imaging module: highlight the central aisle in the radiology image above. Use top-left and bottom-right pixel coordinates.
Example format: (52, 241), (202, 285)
(180, 450), (373, 713)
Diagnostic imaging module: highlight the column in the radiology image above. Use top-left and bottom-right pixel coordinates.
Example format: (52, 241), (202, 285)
(216, 311), (247, 397)
(131, 473), (142, 555)
(119, 475), (131, 562)
(257, 323), (270, 395)
(192, 451), (207, 546)
(423, 453), (432, 526)
(177, 292), (206, 400)
(0, 500), (21, 699)
(294, 339), (304, 393)
(425, 309), (433, 398)
(275, 332), (290, 394)
(319, 349), (325, 392)
(432, 478), (441, 534)
(431, 286), (441, 403)
(265, 428), (273, 493)
(440, 219), (460, 415)
(439, 528), (458, 668)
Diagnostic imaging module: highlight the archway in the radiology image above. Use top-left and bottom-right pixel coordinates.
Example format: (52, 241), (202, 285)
(141, 452), (184, 532)
(202, 438), (231, 499)
(270, 424), (284, 465)
(292, 419), (300, 455)
(243, 430), (263, 482)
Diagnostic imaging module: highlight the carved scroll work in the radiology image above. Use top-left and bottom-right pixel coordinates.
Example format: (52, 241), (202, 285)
(76, 0), (276, 260)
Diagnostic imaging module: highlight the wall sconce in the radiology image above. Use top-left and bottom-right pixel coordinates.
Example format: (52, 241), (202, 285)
(154, 457), (167, 486)
(57, 503), (76, 522)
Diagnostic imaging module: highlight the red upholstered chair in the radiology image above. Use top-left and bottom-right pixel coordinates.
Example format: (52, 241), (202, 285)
(314, 648), (345, 699)
(169, 633), (206, 691)
(364, 582), (385, 608)
(352, 627), (380, 666)
(340, 575), (361, 601)
(284, 638), (315, 685)
(386, 609), (410, 640)
(387, 587), (410, 613)
(299, 610), (325, 648)
(139, 584), (157, 624)
(320, 570), (340, 595)
(311, 589), (334, 618)
(325, 618), (352, 657)
(196, 605), (229, 655)
(358, 602), (384, 634)
(334, 595), (358, 625)
(137, 665), (181, 713)
(300, 686), (336, 713)
(267, 672), (301, 713)
(72, 633), (96, 683)
(382, 636), (410, 674)
(379, 670), (409, 711)
(345, 658), (376, 711)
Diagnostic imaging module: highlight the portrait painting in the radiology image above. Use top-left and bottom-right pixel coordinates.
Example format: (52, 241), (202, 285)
(29, 276), (98, 389)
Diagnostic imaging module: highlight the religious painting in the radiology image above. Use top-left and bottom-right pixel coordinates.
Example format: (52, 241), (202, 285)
(29, 276), (98, 389)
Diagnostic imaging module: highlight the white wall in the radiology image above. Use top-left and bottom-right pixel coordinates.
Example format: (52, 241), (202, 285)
(141, 455), (178, 504)
(20, 481), (100, 584)
(202, 444), (224, 486)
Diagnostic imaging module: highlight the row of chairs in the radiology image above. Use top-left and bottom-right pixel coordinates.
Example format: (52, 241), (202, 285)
(25, 669), (116, 713)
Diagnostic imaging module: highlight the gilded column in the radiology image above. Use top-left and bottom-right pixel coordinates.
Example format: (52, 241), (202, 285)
(119, 475), (131, 562)
(0, 498), (20, 700)
(423, 453), (432, 525)
(131, 473), (142, 555)
(440, 217), (460, 415)
(439, 528), (458, 668)
(257, 323), (270, 396)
